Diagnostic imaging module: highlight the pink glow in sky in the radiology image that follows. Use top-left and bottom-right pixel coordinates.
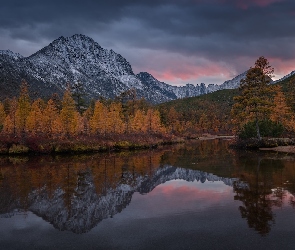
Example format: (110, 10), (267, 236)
(1, 0), (294, 87)
(222, 0), (284, 9)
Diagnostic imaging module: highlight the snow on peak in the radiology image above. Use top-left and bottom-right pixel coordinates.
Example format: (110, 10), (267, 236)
(0, 50), (23, 60)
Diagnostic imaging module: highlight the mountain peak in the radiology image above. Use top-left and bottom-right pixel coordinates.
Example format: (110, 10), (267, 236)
(0, 50), (23, 60)
(1, 34), (293, 104)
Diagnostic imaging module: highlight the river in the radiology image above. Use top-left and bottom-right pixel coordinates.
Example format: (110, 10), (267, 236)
(1, 139), (295, 249)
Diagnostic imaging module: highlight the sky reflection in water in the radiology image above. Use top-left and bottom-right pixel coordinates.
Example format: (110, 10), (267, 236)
(1, 140), (295, 249)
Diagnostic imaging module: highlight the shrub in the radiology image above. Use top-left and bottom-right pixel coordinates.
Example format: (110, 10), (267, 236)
(239, 119), (284, 139)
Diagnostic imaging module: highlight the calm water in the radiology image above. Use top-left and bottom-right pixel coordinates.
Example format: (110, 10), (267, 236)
(1, 139), (295, 249)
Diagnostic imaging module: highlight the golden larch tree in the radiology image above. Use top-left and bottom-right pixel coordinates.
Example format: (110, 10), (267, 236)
(145, 109), (163, 133)
(107, 102), (125, 134)
(0, 101), (5, 132)
(16, 80), (31, 135)
(2, 98), (18, 135)
(43, 99), (61, 137)
(26, 98), (45, 135)
(60, 89), (79, 136)
(131, 109), (146, 133)
(90, 101), (108, 135)
(271, 85), (293, 131)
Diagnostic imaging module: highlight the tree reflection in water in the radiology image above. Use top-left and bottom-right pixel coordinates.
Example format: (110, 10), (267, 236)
(1, 140), (295, 235)
(233, 154), (287, 235)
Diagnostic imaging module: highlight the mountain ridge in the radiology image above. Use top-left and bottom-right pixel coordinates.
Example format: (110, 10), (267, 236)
(0, 34), (292, 103)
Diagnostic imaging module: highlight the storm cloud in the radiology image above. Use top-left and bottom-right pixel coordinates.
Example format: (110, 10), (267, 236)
(0, 0), (294, 85)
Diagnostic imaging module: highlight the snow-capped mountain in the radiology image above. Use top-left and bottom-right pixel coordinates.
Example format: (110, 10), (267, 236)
(274, 70), (295, 83)
(137, 72), (209, 99)
(0, 34), (288, 103)
(219, 71), (248, 89)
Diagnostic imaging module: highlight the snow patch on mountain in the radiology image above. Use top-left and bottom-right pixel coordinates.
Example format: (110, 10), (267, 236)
(274, 70), (295, 83)
(0, 34), (291, 103)
(0, 50), (23, 60)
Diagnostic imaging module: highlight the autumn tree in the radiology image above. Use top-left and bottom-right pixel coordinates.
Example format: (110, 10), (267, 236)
(286, 77), (295, 113)
(270, 85), (293, 130)
(107, 102), (124, 134)
(42, 99), (61, 137)
(0, 102), (5, 131)
(60, 89), (79, 136)
(3, 98), (18, 135)
(81, 106), (93, 135)
(16, 80), (31, 135)
(167, 107), (179, 133)
(90, 101), (108, 135)
(146, 109), (163, 133)
(199, 113), (210, 133)
(130, 109), (146, 133)
(26, 99), (45, 135)
(231, 57), (274, 140)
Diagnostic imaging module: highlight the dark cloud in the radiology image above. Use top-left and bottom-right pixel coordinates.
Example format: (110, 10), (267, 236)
(0, 0), (294, 85)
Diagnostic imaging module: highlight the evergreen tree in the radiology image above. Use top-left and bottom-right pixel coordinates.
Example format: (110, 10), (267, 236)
(231, 57), (274, 140)
(71, 81), (86, 114)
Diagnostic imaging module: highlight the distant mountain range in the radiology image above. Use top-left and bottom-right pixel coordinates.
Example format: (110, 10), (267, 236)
(0, 34), (293, 103)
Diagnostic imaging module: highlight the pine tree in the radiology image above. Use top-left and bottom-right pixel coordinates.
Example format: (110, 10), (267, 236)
(71, 81), (86, 114)
(231, 57), (274, 140)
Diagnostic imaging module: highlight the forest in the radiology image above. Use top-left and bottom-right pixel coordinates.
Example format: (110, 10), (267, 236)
(1, 57), (295, 154)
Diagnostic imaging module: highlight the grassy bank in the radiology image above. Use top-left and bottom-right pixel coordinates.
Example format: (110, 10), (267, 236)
(0, 133), (185, 155)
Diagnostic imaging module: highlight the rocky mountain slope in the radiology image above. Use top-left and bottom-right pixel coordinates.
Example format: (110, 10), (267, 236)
(0, 34), (289, 103)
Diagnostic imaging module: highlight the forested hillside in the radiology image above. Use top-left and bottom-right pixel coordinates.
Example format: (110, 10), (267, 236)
(158, 89), (238, 135)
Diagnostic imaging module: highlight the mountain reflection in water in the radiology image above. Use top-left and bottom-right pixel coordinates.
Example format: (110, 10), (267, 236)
(1, 139), (295, 237)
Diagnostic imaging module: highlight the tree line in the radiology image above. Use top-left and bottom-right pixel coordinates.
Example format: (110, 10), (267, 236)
(0, 82), (165, 139)
(1, 56), (295, 146)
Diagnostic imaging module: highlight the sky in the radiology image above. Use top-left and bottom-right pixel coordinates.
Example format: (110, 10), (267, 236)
(0, 0), (294, 86)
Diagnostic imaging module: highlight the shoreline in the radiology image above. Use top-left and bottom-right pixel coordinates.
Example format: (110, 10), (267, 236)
(0, 134), (186, 155)
(260, 146), (295, 154)
(0, 134), (235, 156)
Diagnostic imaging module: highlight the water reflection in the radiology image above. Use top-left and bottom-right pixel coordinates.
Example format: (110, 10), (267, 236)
(1, 140), (295, 235)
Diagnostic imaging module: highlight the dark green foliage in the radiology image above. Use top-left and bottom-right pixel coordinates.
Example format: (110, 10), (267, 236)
(71, 81), (87, 113)
(158, 89), (237, 131)
(239, 119), (284, 139)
